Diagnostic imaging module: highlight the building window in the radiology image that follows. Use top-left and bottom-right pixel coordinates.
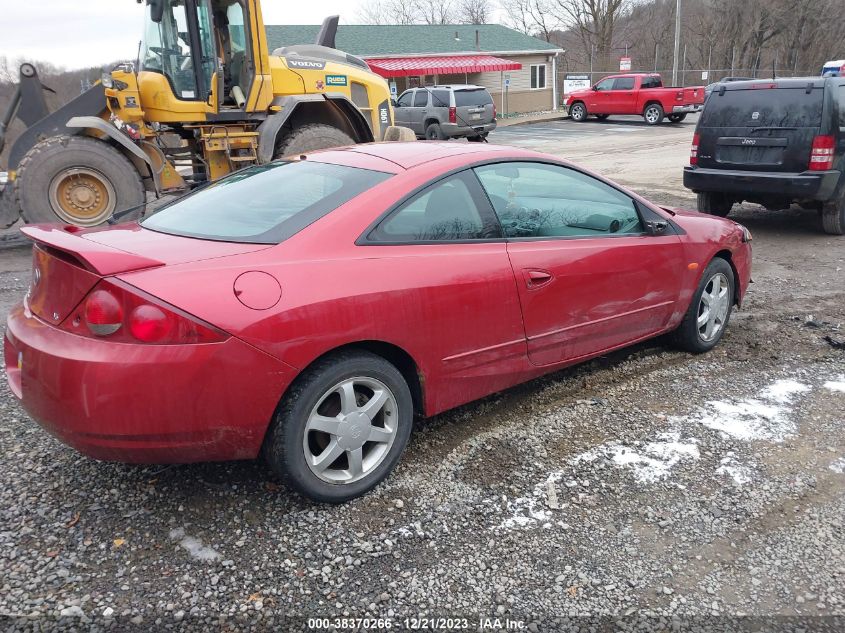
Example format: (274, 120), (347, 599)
(530, 64), (547, 90)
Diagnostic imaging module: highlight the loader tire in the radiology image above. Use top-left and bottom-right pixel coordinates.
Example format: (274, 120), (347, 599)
(0, 188), (21, 229)
(15, 135), (144, 227)
(273, 124), (355, 159)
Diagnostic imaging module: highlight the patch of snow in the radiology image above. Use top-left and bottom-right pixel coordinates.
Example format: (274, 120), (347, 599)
(574, 432), (699, 484)
(829, 458), (845, 474)
(760, 379), (810, 403)
(824, 377), (845, 393)
(495, 472), (562, 530)
(169, 527), (220, 562)
(716, 453), (753, 485)
(693, 378), (810, 442)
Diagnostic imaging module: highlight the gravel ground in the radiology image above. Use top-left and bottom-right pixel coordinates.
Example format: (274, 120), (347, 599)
(0, 121), (843, 631)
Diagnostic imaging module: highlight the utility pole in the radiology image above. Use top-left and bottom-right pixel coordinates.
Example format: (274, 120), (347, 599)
(672, 0), (681, 85)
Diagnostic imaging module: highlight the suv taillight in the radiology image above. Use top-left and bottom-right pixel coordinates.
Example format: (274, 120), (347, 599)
(493, 103), (497, 119)
(809, 135), (835, 171)
(690, 133), (700, 166)
(61, 279), (228, 344)
(449, 107), (457, 124)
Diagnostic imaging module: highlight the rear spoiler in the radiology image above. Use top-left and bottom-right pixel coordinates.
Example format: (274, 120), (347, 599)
(20, 225), (164, 276)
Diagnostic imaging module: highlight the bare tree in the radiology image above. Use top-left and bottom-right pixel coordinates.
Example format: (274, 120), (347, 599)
(456, 0), (490, 24)
(499, 0), (559, 42)
(551, 0), (630, 72)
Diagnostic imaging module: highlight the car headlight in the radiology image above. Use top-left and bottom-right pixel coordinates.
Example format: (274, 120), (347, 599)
(101, 72), (114, 89)
(738, 224), (752, 243)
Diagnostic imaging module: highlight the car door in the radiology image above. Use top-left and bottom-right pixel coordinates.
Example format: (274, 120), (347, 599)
(587, 77), (616, 113)
(609, 76), (637, 114)
(362, 170), (527, 412)
(393, 91), (414, 128)
(409, 89), (430, 134)
(473, 161), (685, 367)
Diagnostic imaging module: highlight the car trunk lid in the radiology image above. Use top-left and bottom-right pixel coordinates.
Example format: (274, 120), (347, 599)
(20, 224), (268, 326)
(697, 84), (824, 172)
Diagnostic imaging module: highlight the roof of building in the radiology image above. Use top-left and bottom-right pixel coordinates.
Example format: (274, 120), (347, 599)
(265, 24), (561, 58)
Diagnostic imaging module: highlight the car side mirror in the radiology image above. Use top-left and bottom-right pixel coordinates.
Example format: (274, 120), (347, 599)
(644, 220), (668, 235)
(592, 85), (598, 91)
(391, 98), (397, 107)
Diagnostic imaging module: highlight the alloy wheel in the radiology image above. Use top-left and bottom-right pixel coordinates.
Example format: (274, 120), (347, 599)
(302, 377), (398, 484)
(697, 272), (730, 342)
(645, 106), (661, 124)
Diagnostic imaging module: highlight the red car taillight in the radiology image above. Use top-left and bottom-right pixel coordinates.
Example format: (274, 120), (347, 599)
(449, 107), (457, 124)
(809, 135), (835, 171)
(63, 280), (227, 345)
(690, 133), (700, 166)
(85, 289), (123, 336)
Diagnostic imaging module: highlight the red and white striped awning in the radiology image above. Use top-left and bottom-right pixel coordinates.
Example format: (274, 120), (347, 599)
(366, 55), (522, 78)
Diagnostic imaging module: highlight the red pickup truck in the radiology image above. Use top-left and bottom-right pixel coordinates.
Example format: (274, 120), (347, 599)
(565, 73), (705, 125)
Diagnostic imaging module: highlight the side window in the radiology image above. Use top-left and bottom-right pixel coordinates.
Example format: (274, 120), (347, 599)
(396, 91), (413, 107)
(840, 86), (845, 126)
(431, 89), (451, 107)
(474, 162), (644, 239)
(413, 90), (429, 107)
(641, 76), (662, 89)
(595, 78), (615, 91)
(613, 77), (635, 90)
(370, 173), (498, 242)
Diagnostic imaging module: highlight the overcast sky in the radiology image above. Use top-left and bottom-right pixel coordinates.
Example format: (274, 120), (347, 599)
(0, 0), (370, 70)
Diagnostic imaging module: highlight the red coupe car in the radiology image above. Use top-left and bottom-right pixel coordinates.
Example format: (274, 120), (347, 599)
(4, 142), (752, 502)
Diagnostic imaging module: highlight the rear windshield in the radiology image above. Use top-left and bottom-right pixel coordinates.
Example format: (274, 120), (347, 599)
(142, 161), (392, 244)
(700, 87), (824, 128)
(455, 89), (493, 107)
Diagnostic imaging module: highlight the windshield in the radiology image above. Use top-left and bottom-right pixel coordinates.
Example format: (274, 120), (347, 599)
(142, 161), (393, 244)
(140, 0), (215, 100)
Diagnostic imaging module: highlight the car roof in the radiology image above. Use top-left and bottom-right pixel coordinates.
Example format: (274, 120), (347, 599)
(429, 84), (487, 90)
(309, 142), (530, 171)
(719, 77), (834, 90)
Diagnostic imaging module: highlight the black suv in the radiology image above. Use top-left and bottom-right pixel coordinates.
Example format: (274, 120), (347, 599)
(684, 77), (845, 234)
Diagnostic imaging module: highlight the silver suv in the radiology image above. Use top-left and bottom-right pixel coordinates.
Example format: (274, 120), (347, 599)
(393, 85), (497, 141)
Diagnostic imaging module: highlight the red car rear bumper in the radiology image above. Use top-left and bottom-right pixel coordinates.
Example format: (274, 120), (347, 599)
(5, 304), (295, 464)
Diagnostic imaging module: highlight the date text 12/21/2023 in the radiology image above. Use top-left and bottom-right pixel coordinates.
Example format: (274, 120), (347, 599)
(307, 617), (528, 630)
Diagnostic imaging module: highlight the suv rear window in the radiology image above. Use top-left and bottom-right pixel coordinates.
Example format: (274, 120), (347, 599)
(454, 89), (493, 107)
(701, 87), (824, 128)
(142, 161), (391, 244)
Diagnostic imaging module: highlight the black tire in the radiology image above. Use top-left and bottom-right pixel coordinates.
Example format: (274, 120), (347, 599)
(425, 123), (446, 140)
(274, 123), (355, 158)
(595, 114), (610, 121)
(15, 135), (144, 226)
(263, 350), (413, 503)
(569, 102), (587, 122)
(697, 191), (733, 217)
(668, 113), (687, 123)
(673, 258), (735, 353)
(821, 199), (845, 235)
(643, 103), (665, 125)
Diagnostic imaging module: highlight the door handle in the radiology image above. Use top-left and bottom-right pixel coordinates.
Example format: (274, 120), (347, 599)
(525, 269), (553, 288)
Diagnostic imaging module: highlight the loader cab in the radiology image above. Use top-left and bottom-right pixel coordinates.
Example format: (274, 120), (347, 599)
(140, 0), (264, 115)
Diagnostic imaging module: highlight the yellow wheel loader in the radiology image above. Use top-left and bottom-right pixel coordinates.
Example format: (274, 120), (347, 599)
(0, 0), (396, 227)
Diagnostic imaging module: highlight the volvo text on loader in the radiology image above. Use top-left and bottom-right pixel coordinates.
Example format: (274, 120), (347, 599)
(0, 0), (395, 227)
